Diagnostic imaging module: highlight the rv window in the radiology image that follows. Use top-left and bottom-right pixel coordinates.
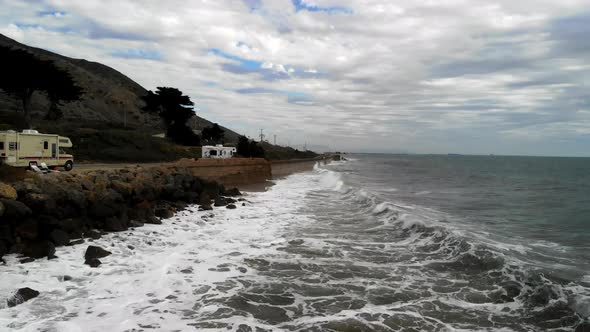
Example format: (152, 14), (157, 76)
(8, 142), (17, 151)
(209, 150), (218, 156)
(44, 141), (49, 150)
(0, 142), (4, 150)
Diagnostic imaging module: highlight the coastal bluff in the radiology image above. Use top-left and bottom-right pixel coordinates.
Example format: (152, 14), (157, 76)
(0, 159), (262, 262)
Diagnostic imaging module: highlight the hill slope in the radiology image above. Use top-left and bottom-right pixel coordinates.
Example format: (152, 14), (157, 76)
(0, 34), (314, 162)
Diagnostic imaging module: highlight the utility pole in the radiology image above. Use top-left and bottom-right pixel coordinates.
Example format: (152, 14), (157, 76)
(274, 135), (277, 145)
(259, 129), (265, 142)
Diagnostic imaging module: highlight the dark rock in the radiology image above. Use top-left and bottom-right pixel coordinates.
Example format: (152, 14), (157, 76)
(68, 239), (85, 246)
(144, 216), (162, 225)
(7, 287), (40, 307)
(199, 192), (212, 206)
(104, 215), (128, 232)
(84, 245), (111, 261)
(63, 275), (72, 281)
(22, 240), (55, 259)
(85, 258), (101, 267)
(49, 229), (70, 246)
(15, 219), (38, 240)
(127, 245), (135, 250)
(199, 205), (213, 211)
(88, 190), (124, 219)
(0, 199), (32, 219)
(0, 240), (7, 258)
(85, 229), (101, 240)
(214, 197), (227, 207)
(576, 322), (590, 332)
(224, 188), (242, 196)
(19, 257), (35, 264)
(128, 220), (144, 228)
(225, 197), (237, 204)
(226, 204), (237, 209)
(155, 208), (174, 219)
(20, 193), (56, 215)
(0, 224), (12, 244)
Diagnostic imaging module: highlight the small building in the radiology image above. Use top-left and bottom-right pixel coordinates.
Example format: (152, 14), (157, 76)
(202, 145), (236, 159)
(0, 129), (75, 170)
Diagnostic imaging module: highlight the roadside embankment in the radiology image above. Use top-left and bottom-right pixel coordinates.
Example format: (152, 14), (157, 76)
(0, 161), (244, 262)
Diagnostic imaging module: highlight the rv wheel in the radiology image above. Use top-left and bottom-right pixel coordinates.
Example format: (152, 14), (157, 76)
(64, 161), (73, 171)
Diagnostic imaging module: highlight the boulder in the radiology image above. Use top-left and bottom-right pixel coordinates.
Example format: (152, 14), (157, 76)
(84, 245), (111, 261)
(85, 230), (101, 240)
(22, 240), (55, 259)
(21, 193), (56, 214)
(85, 258), (101, 267)
(111, 180), (133, 197)
(224, 188), (242, 197)
(49, 229), (69, 246)
(0, 240), (7, 258)
(144, 216), (162, 225)
(226, 204), (237, 209)
(0, 182), (17, 200)
(214, 197), (227, 207)
(0, 199), (32, 219)
(88, 190), (124, 219)
(6, 287), (39, 307)
(155, 208), (174, 219)
(104, 215), (128, 232)
(199, 205), (213, 211)
(15, 219), (39, 240)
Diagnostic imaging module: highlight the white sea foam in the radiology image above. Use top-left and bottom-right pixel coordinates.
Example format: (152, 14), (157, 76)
(0, 170), (319, 331)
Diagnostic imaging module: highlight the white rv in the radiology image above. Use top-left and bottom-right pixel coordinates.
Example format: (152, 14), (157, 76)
(202, 145), (236, 159)
(0, 130), (75, 171)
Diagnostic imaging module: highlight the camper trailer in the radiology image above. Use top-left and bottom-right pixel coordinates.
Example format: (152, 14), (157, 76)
(202, 145), (236, 159)
(0, 130), (75, 171)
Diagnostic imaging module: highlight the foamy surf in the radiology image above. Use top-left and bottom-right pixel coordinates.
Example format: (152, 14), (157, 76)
(1, 158), (588, 331)
(0, 170), (316, 331)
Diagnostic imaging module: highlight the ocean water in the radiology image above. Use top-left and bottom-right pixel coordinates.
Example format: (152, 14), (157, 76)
(1, 155), (589, 331)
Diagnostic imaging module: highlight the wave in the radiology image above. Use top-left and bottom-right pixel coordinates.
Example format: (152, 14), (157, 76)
(307, 165), (590, 326)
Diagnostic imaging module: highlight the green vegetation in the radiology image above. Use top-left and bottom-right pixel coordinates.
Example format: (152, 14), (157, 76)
(142, 87), (200, 146)
(0, 46), (82, 127)
(237, 135), (265, 158)
(201, 123), (225, 144)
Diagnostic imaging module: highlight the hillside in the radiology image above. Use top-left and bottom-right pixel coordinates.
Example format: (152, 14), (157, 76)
(0, 34), (314, 162)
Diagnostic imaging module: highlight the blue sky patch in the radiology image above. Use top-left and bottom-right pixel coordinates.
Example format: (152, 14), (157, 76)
(37, 10), (66, 17)
(291, 0), (352, 14)
(110, 49), (163, 60)
(209, 48), (262, 70)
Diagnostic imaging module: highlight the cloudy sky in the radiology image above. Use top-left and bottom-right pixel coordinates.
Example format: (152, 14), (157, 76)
(1, 0), (589, 156)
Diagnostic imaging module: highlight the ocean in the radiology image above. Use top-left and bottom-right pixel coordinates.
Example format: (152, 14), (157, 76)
(1, 155), (589, 331)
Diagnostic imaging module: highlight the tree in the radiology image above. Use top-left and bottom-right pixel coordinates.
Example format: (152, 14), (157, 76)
(236, 135), (265, 158)
(201, 123), (225, 144)
(237, 135), (250, 157)
(0, 46), (82, 127)
(45, 65), (83, 120)
(141, 87), (200, 145)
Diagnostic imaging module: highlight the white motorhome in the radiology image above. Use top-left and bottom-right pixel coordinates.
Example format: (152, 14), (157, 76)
(202, 145), (236, 159)
(0, 130), (75, 171)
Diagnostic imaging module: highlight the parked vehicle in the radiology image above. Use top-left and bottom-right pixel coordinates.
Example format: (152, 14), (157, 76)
(201, 144), (236, 159)
(0, 130), (75, 171)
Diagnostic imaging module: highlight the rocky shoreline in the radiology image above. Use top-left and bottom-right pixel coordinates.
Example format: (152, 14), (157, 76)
(0, 164), (242, 267)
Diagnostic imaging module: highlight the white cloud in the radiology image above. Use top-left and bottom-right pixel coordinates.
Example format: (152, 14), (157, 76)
(1, 0), (589, 155)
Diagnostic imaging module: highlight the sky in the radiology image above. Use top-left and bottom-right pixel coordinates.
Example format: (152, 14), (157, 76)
(1, 0), (589, 156)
